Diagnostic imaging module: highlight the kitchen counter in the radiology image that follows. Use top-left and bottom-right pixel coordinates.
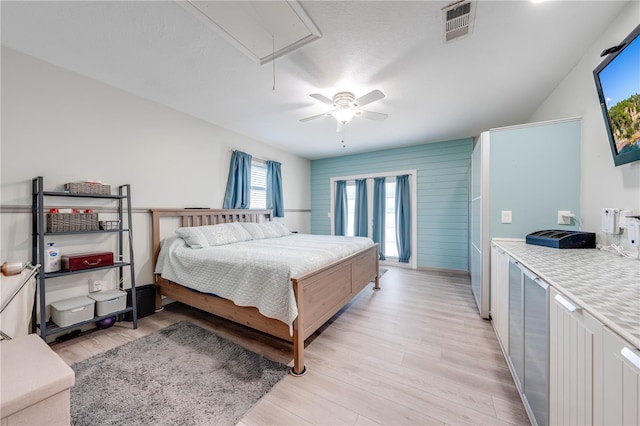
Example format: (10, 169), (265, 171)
(493, 239), (640, 349)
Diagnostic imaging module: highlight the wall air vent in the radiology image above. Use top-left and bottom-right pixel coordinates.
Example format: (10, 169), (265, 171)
(442, 0), (476, 43)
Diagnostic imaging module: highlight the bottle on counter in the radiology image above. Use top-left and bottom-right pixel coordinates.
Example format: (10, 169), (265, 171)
(45, 243), (61, 273)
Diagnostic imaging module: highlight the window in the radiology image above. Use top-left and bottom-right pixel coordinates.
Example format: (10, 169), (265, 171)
(342, 176), (398, 258)
(384, 178), (398, 258)
(331, 170), (415, 267)
(250, 161), (267, 209)
(346, 181), (356, 236)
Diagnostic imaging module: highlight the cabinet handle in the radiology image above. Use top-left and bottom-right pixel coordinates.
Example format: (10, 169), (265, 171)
(554, 294), (581, 313)
(621, 347), (640, 370)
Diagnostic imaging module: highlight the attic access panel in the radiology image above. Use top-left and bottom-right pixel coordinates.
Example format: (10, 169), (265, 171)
(178, 1), (321, 65)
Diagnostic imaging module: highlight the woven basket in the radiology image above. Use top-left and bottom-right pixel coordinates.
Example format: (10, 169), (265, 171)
(99, 220), (120, 230)
(47, 213), (99, 232)
(64, 182), (111, 195)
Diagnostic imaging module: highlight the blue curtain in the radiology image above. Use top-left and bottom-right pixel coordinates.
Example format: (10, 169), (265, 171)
(354, 179), (368, 237)
(266, 160), (284, 217)
(334, 180), (348, 236)
(372, 177), (386, 260)
(395, 175), (411, 263)
(223, 150), (252, 209)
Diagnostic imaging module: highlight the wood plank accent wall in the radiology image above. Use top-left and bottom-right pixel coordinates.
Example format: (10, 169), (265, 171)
(310, 138), (473, 271)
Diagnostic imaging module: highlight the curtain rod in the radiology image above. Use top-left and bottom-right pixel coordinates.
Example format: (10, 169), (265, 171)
(228, 149), (267, 164)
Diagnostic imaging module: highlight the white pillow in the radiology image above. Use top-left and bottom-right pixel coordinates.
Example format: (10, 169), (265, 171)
(240, 221), (291, 239)
(175, 227), (209, 248)
(259, 221), (291, 238)
(176, 222), (253, 248)
(240, 222), (267, 240)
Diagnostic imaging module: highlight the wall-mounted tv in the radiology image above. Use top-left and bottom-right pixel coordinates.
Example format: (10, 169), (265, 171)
(593, 24), (640, 167)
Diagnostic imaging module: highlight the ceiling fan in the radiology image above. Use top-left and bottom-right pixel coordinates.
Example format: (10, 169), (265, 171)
(300, 90), (388, 132)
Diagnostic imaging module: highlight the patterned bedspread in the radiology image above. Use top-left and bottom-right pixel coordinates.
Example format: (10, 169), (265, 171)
(155, 234), (374, 332)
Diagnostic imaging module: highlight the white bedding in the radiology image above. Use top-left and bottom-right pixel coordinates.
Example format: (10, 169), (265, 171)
(155, 233), (374, 332)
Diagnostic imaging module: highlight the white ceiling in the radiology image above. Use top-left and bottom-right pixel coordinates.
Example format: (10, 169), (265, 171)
(0, 1), (629, 160)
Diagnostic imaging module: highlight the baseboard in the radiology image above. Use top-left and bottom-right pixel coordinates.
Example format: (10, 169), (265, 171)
(416, 266), (470, 276)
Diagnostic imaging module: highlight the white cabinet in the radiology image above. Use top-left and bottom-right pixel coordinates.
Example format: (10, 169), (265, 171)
(470, 132), (490, 318)
(469, 118), (581, 319)
(549, 288), (640, 426)
(490, 242), (509, 350)
(494, 241), (639, 426)
(602, 327), (640, 425)
(549, 287), (603, 426)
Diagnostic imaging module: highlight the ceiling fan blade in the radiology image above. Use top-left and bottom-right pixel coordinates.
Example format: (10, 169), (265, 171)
(357, 110), (388, 121)
(355, 90), (385, 107)
(310, 93), (334, 105)
(336, 121), (345, 133)
(299, 110), (335, 122)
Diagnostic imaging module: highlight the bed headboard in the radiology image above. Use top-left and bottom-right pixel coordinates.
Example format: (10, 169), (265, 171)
(151, 209), (273, 267)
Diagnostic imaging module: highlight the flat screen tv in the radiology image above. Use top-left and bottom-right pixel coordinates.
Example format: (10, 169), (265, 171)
(593, 24), (640, 167)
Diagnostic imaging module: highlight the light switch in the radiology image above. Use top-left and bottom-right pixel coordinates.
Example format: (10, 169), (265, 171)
(501, 210), (512, 224)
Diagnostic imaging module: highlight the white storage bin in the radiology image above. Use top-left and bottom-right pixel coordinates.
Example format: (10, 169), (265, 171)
(50, 296), (95, 327)
(89, 290), (127, 316)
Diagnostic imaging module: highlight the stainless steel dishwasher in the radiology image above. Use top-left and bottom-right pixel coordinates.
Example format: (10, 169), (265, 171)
(508, 258), (549, 426)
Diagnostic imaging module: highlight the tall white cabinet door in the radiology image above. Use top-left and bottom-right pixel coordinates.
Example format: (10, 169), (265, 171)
(549, 288), (603, 426)
(470, 132), (490, 318)
(490, 242), (509, 352)
(602, 327), (640, 426)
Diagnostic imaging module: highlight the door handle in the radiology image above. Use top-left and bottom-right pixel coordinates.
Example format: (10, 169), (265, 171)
(621, 347), (640, 371)
(554, 294), (581, 313)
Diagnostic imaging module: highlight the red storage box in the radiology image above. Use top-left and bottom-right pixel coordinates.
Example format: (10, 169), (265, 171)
(61, 252), (114, 272)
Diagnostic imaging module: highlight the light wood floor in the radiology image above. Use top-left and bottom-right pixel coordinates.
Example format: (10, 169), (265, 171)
(52, 267), (530, 425)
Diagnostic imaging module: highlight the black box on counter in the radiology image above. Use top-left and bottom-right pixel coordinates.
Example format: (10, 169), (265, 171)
(526, 230), (596, 249)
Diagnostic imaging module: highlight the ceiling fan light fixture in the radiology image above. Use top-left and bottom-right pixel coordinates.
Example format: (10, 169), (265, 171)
(332, 108), (356, 124)
(300, 89), (387, 127)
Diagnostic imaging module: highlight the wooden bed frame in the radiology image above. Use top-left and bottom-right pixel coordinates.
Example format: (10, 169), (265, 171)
(151, 208), (380, 376)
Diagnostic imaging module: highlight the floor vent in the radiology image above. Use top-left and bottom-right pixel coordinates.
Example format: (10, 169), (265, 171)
(442, 0), (476, 43)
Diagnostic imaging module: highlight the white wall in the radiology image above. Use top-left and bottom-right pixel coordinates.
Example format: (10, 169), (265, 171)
(1, 47), (311, 302)
(529, 2), (640, 251)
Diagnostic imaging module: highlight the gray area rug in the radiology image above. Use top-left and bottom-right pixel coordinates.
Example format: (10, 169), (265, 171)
(70, 321), (289, 426)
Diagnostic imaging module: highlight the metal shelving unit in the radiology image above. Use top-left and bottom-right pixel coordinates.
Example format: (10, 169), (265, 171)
(32, 176), (137, 339)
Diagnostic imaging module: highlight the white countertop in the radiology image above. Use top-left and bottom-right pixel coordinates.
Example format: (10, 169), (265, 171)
(493, 239), (640, 349)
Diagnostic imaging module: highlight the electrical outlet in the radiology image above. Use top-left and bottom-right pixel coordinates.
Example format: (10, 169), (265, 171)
(501, 210), (512, 224)
(628, 221), (640, 247)
(89, 279), (103, 293)
(558, 210), (571, 225)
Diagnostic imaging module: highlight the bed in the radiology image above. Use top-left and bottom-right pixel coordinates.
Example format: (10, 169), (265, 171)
(151, 209), (380, 376)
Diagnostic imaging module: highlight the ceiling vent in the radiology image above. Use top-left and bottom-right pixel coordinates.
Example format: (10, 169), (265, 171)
(442, 0), (476, 43)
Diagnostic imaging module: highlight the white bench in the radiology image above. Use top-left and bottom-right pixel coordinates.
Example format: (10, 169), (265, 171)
(1, 335), (75, 425)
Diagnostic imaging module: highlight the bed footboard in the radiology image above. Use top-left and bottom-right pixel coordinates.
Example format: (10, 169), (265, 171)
(290, 243), (379, 375)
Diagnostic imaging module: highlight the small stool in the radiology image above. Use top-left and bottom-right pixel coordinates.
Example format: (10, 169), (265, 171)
(1, 335), (75, 425)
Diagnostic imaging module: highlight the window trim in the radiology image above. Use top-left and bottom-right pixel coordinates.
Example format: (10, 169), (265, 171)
(329, 169), (417, 269)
